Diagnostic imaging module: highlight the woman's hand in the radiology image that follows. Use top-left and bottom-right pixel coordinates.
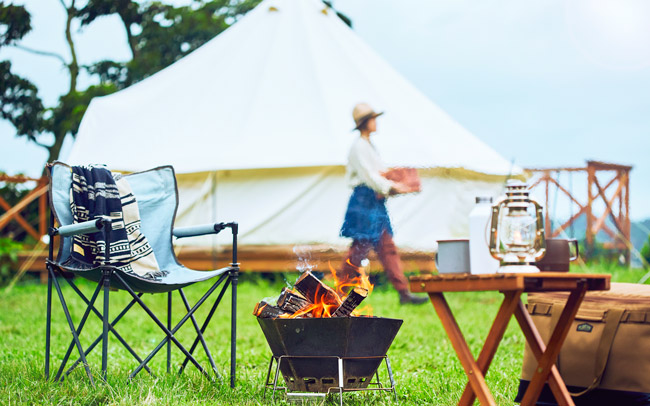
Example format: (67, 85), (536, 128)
(389, 182), (412, 196)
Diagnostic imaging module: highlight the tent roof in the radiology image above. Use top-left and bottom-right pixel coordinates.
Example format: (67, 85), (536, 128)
(69, 0), (517, 175)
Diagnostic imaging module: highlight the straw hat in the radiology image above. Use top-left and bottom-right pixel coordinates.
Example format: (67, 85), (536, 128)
(352, 103), (383, 130)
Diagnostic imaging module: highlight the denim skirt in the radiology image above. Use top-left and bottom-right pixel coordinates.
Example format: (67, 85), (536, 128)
(340, 185), (393, 243)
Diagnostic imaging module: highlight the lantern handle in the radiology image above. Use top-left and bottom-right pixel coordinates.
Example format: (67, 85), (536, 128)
(532, 200), (547, 260)
(488, 203), (503, 260)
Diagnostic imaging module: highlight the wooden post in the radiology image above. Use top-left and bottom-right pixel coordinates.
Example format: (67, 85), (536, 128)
(39, 178), (47, 238)
(544, 172), (551, 237)
(586, 164), (596, 259)
(624, 170), (631, 264)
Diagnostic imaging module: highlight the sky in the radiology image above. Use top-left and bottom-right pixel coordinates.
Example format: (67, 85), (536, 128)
(2, 0), (650, 220)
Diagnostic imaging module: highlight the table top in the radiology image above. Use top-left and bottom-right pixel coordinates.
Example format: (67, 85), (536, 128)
(409, 272), (610, 293)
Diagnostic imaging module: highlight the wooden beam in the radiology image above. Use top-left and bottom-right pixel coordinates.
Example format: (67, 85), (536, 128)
(39, 189), (47, 237)
(524, 167), (586, 173)
(586, 166), (595, 248)
(587, 161), (633, 171)
(545, 177), (551, 236)
(624, 170), (631, 263)
(546, 176), (584, 210)
(16, 245), (436, 278)
(592, 175), (626, 236)
(527, 173), (548, 190)
(551, 206), (588, 238)
(0, 196), (40, 240)
(0, 174), (44, 182)
(601, 174), (619, 193)
(598, 223), (619, 241)
(0, 184), (48, 232)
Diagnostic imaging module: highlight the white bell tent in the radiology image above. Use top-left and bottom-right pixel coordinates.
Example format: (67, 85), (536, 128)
(68, 0), (518, 253)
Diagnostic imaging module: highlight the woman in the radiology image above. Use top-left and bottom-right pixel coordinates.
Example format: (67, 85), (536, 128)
(338, 103), (427, 305)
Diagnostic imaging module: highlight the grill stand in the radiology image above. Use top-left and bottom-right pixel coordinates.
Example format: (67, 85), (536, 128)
(263, 355), (397, 406)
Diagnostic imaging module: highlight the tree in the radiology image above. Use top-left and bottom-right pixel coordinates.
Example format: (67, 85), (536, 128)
(0, 1), (113, 167)
(77, 0), (141, 59)
(80, 0), (263, 89)
(81, 0), (350, 89)
(3, 0), (263, 164)
(0, 5), (44, 142)
(4, 0), (352, 165)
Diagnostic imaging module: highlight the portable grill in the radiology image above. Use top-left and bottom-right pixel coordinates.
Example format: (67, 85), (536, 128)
(258, 316), (403, 405)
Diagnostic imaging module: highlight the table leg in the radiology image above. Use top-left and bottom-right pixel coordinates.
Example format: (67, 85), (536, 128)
(514, 301), (573, 406)
(517, 281), (587, 406)
(428, 292), (496, 406)
(459, 290), (522, 406)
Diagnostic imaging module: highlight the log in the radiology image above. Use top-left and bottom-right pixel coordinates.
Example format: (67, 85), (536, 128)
(277, 287), (312, 314)
(332, 287), (368, 317)
(254, 301), (290, 319)
(294, 271), (341, 307)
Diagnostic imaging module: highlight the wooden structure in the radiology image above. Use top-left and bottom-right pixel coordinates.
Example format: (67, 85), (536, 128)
(0, 174), (48, 241)
(410, 272), (611, 406)
(17, 245), (434, 283)
(526, 161), (632, 263)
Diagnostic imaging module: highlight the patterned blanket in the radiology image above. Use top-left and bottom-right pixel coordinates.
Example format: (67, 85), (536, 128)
(66, 165), (165, 280)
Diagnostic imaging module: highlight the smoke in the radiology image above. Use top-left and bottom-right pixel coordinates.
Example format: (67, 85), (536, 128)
(293, 245), (315, 273)
(261, 296), (278, 306)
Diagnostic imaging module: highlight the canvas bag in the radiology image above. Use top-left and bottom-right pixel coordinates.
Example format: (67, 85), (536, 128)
(520, 283), (650, 400)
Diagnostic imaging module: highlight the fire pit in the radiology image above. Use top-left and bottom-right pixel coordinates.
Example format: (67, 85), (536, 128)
(254, 269), (402, 403)
(258, 316), (402, 393)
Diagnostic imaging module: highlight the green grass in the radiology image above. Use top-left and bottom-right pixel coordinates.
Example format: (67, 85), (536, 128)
(0, 266), (646, 405)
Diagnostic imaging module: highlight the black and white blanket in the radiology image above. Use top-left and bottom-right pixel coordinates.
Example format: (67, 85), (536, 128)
(66, 165), (166, 280)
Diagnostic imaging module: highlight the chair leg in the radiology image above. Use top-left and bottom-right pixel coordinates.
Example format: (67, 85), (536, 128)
(102, 271), (111, 381)
(49, 267), (95, 386)
(179, 289), (219, 379)
(54, 277), (105, 382)
(230, 267), (238, 388)
(167, 291), (172, 374)
(178, 273), (230, 375)
(62, 291), (154, 379)
(45, 264), (53, 380)
(179, 276), (229, 370)
(113, 272), (214, 380)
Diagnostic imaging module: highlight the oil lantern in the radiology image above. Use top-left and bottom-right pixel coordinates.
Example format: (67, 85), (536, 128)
(489, 180), (546, 273)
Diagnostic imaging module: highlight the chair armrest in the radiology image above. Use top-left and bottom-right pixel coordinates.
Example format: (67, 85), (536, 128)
(173, 223), (228, 239)
(53, 216), (111, 237)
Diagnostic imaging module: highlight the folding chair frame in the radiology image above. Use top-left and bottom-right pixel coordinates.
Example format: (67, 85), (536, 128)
(44, 210), (239, 387)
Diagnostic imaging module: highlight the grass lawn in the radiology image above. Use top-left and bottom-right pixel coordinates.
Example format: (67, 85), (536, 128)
(0, 265), (646, 405)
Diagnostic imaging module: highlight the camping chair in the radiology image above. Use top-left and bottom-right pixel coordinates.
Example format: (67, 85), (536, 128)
(44, 161), (239, 386)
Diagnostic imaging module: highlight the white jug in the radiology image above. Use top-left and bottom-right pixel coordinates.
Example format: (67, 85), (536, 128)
(469, 197), (500, 274)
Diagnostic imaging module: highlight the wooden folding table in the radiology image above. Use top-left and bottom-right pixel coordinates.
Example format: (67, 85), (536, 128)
(409, 273), (610, 406)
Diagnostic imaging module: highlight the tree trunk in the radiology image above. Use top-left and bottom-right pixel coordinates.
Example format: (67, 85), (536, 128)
(63, 0), (79, 92)
(120, 16), (138, 60)
(46, 132), (67, 165)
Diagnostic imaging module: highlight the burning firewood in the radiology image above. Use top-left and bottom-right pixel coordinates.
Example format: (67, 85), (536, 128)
(332, 287), (368, 317)
(277, 287), (311, 314)
(294, 271), (342, 307)
(253, 301), (290, 319)
(253, 269), (374, 319)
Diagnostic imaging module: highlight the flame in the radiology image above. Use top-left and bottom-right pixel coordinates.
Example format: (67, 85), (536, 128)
(257, 260), (375, 319)
(286, 282), (341, 318)
(351, 305), (374, 318)
(254, 303), (267, 317)
(330, 259), (374, 297)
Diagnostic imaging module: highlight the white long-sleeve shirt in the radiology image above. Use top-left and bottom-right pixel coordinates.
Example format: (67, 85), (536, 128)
(346, 136), (394, 196)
